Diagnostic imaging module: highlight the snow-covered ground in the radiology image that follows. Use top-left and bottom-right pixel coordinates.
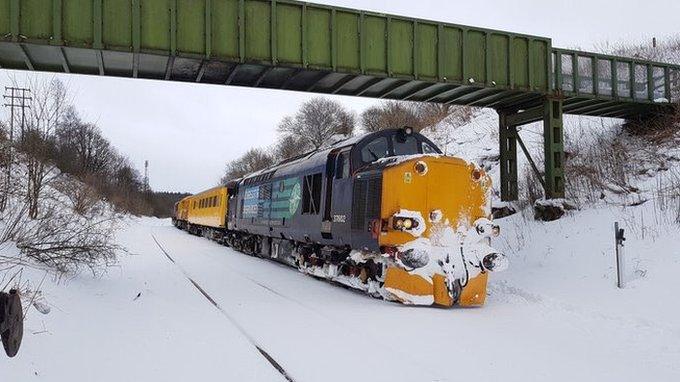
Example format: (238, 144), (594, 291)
(5, 205), (679, 381)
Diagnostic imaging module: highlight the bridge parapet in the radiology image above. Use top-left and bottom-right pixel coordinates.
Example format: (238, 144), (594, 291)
(553, 48), (680, 105)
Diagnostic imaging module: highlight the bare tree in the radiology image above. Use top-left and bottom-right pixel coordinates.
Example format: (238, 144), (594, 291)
(277, 97), (356, 152)
(14, 79), (71, 219)
(595, 35), (680, 66)
(221, 148), (275, 183)
(0, 122), (7, 142)
(362, 101), (423, 133)
(419, 106), (478, 152)
(0, 186), (120, 277)
(272, 134), (308, 162)
(0, 125), (8, 210)
(55, 108), (114, 176)
(0, 118), (11, 212)
(361, 101), (474, 134)
(360, 101), (478, 151)
(0, 149), (122, 277)
(51, 176), (100, 216)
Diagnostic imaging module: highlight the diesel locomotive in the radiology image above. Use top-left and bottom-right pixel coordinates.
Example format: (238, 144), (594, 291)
(173, 128), (507, 307)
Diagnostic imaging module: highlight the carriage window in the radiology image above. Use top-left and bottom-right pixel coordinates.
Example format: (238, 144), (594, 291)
(422, 142), (438, 154)
(392, 135), (419, 156)
(361, 137), (389, 163)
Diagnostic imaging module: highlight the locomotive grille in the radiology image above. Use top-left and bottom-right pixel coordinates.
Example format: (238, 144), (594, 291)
(351, 174), (382, 230)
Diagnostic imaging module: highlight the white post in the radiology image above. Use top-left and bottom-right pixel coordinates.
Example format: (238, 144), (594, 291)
(614, 222), (626, 288)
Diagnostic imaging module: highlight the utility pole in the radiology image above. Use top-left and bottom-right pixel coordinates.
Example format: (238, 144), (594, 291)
(3, 87), (31, 141)
(1, 87), (31, 211)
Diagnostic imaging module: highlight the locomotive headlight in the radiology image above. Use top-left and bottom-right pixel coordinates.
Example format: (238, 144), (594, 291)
(392, 217), (419, 231)
(414, 161), (428, 175)
(474, 218), (500, 237)
(471, 168), (482, 181)
(482, 253), (509, 272)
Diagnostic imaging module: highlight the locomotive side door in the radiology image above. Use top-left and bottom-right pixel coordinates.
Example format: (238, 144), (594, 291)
(322, 149), (352, 241)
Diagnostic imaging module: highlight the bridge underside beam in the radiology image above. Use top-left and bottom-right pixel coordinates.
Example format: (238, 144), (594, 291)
(0, 41), (554, 108)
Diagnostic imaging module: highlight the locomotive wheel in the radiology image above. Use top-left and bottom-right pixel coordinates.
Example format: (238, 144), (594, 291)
(1, 290), (23, 358)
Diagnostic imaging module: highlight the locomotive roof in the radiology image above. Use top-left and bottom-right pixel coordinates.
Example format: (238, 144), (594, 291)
(237, 128), (438, 186)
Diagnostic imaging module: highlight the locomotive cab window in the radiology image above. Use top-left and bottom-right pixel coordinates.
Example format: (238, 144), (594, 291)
(335, 152), (350, 179)
(361, 136), (389, 163)
(422, 141), (438, 154)
(392, 135), (419, 156)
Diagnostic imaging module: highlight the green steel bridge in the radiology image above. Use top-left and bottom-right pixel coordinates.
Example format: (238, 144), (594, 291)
(1, 0), (679, 200)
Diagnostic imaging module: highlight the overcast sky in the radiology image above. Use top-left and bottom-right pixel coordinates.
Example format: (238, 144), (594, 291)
(1, 0), (678, 193)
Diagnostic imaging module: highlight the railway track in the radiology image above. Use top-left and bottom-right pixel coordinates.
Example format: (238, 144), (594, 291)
(151, 234), (295, 382)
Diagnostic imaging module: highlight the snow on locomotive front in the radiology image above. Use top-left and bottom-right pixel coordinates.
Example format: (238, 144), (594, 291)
(369, 154), (507, 307)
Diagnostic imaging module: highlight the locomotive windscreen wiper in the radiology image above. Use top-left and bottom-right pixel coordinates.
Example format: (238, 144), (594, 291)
(367, 148), (380, 161)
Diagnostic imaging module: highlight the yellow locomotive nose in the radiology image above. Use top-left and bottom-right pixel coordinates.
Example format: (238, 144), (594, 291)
(378, 155), (504, 307)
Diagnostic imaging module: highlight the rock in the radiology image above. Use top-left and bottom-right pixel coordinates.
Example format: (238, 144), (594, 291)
(492, 205), (517, 219)
(533, 199), (577, 222)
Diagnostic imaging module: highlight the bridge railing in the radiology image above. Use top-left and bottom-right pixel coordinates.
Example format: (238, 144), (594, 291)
(552, 48), (680, 104)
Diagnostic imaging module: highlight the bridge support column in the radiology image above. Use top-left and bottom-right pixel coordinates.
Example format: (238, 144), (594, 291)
(498, 112), (518, 201)
(543, 98), (565, 199)
(497, 97), (565, 202)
